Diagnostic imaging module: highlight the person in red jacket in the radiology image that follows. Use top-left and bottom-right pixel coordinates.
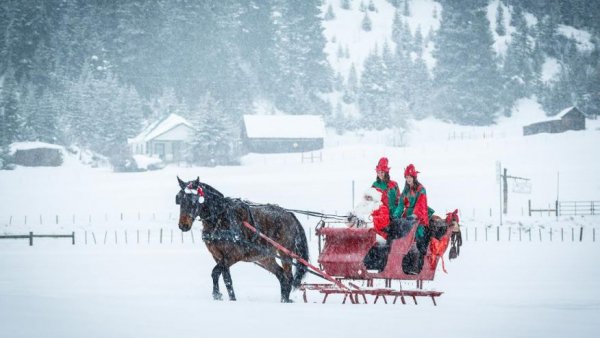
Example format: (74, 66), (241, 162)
(399, 163), (435, 274)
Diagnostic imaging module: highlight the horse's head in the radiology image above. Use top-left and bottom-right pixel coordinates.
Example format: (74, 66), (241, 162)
(176, 176), (226, 232)
(445, 209), (460, 228)
(176, 176), (205, 232)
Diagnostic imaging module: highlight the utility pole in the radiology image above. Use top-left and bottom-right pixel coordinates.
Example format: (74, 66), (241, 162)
(500, 167), (530, 215)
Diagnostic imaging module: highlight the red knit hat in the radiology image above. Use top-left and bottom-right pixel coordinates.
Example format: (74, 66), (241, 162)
(375, 157), (390, 173)
(404, 164), (419, 178)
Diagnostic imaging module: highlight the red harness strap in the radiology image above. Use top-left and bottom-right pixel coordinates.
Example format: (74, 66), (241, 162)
(428, 236), (450, 273)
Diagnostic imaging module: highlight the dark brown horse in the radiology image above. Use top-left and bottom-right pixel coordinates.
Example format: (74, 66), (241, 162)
(176, 177), (309, 303)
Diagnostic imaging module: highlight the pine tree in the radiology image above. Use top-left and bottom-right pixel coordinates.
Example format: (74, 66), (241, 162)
(0, 71), (22, 146)
(361, 12), (372, 31)
(341, 0), (351, 10)
(368, 0), (376, 12)
(413, 25), (424, 56)
(343, 64), (358, 104)
(403, 0), (411, 16)
(432, 0), (501, 125)
(188, 93), (234, 166)
(358, 50), (391, 129)
(325, 4), (336, 20)
(495, 3), (506, 36)
(503, 18), (535, 106)
(272, 0), (332, 115)
(359, 1), (367, 12)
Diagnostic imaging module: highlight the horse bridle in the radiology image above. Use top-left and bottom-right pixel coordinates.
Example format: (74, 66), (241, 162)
(178, 184), (229, 224)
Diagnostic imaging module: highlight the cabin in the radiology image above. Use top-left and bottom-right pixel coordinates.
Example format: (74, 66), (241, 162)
(242, 115), (326, 153)
(523, 106), (587, 136)
(128, 114), (195, 162)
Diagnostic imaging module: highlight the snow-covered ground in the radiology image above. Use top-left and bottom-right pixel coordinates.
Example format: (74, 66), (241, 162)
(1, 105), (600, 337)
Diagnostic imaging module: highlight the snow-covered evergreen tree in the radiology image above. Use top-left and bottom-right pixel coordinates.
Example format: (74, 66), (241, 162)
(361, 12), (372, 31)
(358, 50), (391, 129)
(495, 3), (506, 36)
(187, 93), (236, 166)
(432, 0), (501, 125)
(0, 72), (22, 146)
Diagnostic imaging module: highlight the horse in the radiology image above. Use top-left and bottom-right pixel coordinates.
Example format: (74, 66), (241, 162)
(176, 177), (309, 303)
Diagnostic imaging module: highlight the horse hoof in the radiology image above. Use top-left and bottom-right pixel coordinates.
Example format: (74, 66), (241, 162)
(213, 293), (223, 301)
(281, 298), (294, 303)
(229, 297), (237, 301)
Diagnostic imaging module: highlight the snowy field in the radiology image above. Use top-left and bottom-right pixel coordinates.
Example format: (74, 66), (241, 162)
(1, 105), (600, 337)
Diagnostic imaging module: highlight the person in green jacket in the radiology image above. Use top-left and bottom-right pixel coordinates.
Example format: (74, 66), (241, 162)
(399, 164), (435, 274)
(371, 157), (401, 221)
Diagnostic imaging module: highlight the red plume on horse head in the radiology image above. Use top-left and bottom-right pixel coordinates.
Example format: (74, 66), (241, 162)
(445, 209), (459, 225)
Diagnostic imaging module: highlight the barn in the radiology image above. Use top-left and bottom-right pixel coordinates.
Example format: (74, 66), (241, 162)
(128, 114), (195, 162)
(523, 106), (587, 136)
(241, 115), (326, 153)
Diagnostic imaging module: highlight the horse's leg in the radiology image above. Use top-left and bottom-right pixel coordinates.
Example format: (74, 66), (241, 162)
(222, 266), (237, 301)
(280, 256), (294, 303)
(211, 264), (224, 300)
(258, 257), (293, 303)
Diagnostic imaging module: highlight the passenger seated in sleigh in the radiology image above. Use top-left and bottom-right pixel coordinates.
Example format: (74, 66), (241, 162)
(346, 158), (461, 274)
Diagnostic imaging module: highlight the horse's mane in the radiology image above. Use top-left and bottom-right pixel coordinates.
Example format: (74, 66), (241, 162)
(198, 182), (224, 199)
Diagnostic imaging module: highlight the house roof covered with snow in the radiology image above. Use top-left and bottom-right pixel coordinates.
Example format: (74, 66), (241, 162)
(243, 115), (326, 139)
(9, 142), (64, 155)
(129, 114), (194, 144)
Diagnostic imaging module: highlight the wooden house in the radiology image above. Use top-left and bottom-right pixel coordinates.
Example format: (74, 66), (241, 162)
(241, 115), (326, 153)
(523, 106), (586, 136)
(128, 114), (195, 162)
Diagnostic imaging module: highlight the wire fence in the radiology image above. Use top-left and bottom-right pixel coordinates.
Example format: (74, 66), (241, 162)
(1, 225), (597, 247)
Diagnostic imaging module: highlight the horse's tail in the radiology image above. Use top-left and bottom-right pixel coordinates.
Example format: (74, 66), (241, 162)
(291, 213), (309, 289)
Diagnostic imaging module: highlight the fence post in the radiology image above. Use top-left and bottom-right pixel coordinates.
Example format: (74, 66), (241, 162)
(56, 215), (59, 225)
(539, 229), (542, 242)
(497, 227), (500, 241)
(485, 227), (488, 241)
(594, 228), (596, 242)
(475, 227), (477, 242)
(561, 228), (564, 242)
(465, 227), (468, 241)
(571, 228), (574, 242)
(160, 228), (163, 244)
(519, 228), (521, 242)
(72, 232), (75, 245)
(549, 228), (552, 242)
(555, 200), (559, 217)
(580, 227), (583, 242)
(528, 200), (531, 217)
(92, 232), (97, 244)
(29, 231), (33, 246)
(85, 231), (88, 245)
(137, 230), (140, 244)
(508, 227), (511, 242)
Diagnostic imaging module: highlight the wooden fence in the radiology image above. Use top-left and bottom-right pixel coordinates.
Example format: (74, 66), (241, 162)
(558, 201), (599, 216)
(0, 232), (75, 246)
(528, 200), (600, 216)
(461, 226), (597, 243)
